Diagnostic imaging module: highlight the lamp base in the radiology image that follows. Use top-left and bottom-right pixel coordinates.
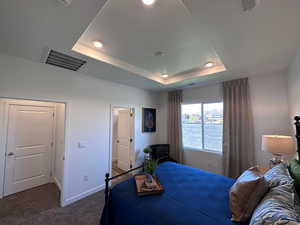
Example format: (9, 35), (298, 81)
(269, 154), (283, 168)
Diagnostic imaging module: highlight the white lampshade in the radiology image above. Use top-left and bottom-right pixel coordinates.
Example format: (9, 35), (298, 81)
(262, 135), (295, 155)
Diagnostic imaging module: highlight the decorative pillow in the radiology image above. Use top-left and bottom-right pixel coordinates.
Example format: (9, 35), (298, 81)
(250, 182), (300, 225)
(290, 159), (300, 193)
(264, 162), (293, 188)
(230, 167), (269, 222)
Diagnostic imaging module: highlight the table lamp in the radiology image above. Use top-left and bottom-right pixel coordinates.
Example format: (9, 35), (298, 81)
(262, 135), (295, 167)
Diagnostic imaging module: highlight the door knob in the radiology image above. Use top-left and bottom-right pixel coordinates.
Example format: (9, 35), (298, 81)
(7, 152), (14, 156)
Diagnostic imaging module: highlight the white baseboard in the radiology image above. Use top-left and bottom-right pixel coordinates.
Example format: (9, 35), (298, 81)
(62, 184), (105, 207)
(53, 177), (62, 191)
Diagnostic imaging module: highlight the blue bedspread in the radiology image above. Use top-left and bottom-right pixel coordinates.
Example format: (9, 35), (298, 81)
(100, 162), (246, 225)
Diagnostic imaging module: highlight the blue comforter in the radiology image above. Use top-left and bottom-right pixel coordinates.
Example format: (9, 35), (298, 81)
(100, 162), (246, 225)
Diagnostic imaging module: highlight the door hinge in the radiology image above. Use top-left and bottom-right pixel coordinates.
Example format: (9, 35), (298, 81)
(52, 112), (55, 117)
(51, 142), (54, 148)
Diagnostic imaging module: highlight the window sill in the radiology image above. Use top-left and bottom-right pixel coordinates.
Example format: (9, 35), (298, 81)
(183, 147), (223, 156)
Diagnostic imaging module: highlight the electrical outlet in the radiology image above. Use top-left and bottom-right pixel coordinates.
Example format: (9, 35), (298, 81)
(83, 176), (89, 182)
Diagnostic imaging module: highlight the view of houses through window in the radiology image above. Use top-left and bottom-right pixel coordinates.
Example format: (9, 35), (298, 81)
(182, 102), (223, 152)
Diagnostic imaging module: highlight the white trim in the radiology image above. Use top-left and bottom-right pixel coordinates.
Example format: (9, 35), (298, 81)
(72, 44), (163, 84)
(2, 99), (56, 197)
(108, 105), (113, 178)
(0, 99), (5, 199)
(72, 44), (226, 85)
(181, 101), (224, 154)
(62, 184), (105, 207)
(183, 147), (223, 156)
(108, 105), (136, 178)
(51, 106), (57, 184)
(0, 98), (57, 107)
(60, 102), (70, 207)
(182, 100), (223, 105)
(54, 177), (62, 191)
(0, 97), (67, 204)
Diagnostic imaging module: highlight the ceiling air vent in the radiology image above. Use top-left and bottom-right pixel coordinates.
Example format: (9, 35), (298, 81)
(45, 50), (86, 71)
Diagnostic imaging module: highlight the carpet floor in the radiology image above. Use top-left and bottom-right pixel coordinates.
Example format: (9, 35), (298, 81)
(112, 160), (131, 185)
(0, 183), (105, 225)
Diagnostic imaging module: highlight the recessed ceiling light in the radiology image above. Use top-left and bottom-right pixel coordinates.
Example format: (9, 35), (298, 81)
(161, 74), (168, 78)
(142, 0), (156, 6)
(204, 62), (214, 68)
(154, 51), (164, 56)
(93, 41), (103, 48)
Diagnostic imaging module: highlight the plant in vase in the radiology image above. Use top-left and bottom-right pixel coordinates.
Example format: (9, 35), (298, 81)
(144, 159), (158, 184)
(143, 147), (152, 160)
(145, 159), (158, 175)
(143, 147), (157, 182)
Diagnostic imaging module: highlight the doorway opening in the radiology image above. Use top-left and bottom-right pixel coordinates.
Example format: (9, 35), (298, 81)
(111, 106), (135, 184)
(0, 98), (66, 211)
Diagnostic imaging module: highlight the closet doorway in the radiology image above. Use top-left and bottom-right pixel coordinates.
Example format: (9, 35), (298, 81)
(0, 98), (66, 204)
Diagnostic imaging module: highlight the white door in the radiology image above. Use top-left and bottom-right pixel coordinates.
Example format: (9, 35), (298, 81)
(4, 105), (54, 196)
(117, 109), (134, 171)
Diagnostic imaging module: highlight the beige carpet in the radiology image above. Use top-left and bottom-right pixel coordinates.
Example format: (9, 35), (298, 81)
(0, 183), (105, 225)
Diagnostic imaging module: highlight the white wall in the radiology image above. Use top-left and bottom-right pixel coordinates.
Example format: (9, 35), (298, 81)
(287, 48), (300, 162)
(183, 84), (223, 103)
(0, 54), (163, 205)
(288, 48), (300, 128)
(181, 71), (290, 173)
(54, 103), (65, 190)
(156, 93), (168, 144)
(249, 72), (291, 167)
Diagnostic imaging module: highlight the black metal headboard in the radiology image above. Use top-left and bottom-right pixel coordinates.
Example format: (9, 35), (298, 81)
(294, 116), (300, 160)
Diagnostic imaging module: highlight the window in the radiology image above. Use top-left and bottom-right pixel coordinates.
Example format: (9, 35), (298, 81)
(182, 102), (223, 152)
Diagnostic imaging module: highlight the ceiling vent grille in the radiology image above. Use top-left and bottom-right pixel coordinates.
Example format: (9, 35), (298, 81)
(45, 50), (86, 71)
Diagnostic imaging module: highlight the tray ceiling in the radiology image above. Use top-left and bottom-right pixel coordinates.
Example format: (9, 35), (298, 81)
(72, 0), (226, 85)
(2, 0), (300, 90)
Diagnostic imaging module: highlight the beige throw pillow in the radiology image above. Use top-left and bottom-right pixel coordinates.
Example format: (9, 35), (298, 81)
(229, 167), (269, 222)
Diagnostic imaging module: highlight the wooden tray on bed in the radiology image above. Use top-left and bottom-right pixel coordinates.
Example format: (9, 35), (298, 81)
(134, 174), (164, 196)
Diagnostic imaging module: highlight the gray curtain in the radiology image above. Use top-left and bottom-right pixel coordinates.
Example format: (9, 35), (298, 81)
(223, 78), (255, 178)
(168, 90), (183, 163)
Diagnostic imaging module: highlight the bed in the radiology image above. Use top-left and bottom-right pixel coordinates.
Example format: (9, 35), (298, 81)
(100, 117), (300, 225)
(100, 162), (246, 225)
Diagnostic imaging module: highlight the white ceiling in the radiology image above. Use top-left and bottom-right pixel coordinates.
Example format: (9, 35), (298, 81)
(74, 0), (226, 85)
(1, 0), (300, 91)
